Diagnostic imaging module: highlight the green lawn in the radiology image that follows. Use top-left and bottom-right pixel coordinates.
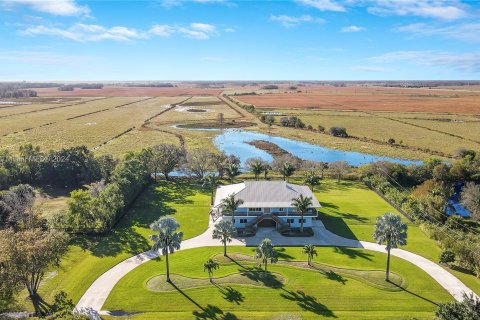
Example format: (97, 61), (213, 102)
(103, 246), (453, 320)
(25, 180), (210, 309)
(314, 178), (480, 295)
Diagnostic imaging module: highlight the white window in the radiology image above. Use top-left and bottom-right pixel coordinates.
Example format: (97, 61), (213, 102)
(248, 208), (262, 212)
(299, 218), (306, 223)
(240, 218), (247, 224)
(287, 218), (294, 224)
(279, 208), (285, 212)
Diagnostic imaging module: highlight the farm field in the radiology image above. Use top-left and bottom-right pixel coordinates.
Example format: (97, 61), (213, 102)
(258, 108), (480, 156)
(35, 86), (223, 97)
(234, 90), (480, 113)
(0, 96), (185, 154)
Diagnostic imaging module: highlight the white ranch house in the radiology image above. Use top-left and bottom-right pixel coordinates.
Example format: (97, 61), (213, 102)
(212, 181), (321, 230)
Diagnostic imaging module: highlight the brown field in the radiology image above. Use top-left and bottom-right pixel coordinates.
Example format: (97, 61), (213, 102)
(235, 90), (480, 113)
(34, 86), (223, 97)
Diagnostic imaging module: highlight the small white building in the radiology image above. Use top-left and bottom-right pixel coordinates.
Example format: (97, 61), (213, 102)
(213, 181), (321, 230)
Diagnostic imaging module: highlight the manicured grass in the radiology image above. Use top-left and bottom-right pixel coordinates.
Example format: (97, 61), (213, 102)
(313, 178), (480, 295)
(23, 180), (210, 310)
(103, 246), (452, 320)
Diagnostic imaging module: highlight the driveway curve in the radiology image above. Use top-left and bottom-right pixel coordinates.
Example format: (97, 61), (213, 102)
(76, 218), (478, 313)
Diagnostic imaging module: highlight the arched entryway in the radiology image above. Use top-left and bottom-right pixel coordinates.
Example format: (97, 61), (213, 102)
(257, 218), (276, 228)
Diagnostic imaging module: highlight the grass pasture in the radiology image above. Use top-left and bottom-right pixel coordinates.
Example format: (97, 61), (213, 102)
(103, 246), (452, 320)
(0, 96), (185, 155)
(25, 180), (210, 310)
(257, 107), (480, 157)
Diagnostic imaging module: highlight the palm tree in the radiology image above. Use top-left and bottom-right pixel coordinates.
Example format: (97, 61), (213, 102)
(291, 194), (313, 233)
(304, 171), (320, 191)
(202, 174), (220, 205)
(280, 162), (295, 181)
(303, 244), (317, 266)
(255, 238), (278, 271)
(249, 161), (264, 181)
(373, 213), (408, 281)
(203, 258), (219, 282)
(212, 219), (236, 256)
(320, 162), (328, 179)
(221, 193), (244, 223)
(225, 163), (241, 183)
(150, 217), (183, 283)
(263, 164), (271, 180)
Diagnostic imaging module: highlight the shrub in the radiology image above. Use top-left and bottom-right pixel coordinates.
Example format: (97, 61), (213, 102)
(307, 125), (313, 131)
(439, 250), (456, 265)
(317, 125), (325, 132)
(279, 116), (305, 129)
(388, 138), (396, 144)
(329, 126), (348, 137)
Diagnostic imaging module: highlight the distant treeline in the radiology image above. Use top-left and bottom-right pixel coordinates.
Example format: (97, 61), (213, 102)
(0, 89), (37, 98)
(0, 82), (59, 90)
(124, 82), (175, 87)
(58, 83), (104, 91)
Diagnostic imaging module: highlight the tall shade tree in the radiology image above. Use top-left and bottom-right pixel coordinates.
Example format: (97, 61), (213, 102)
(280, 163), (295, 182)
(303, 244), (317, 266)
(291, 194), (313, 233)
(150, 217), (183, 283)
(149, 144), (185, 181)
(435, 293), (480, 320)
(212, 219), (236, 256)
(255, 238), (278, 271)
(225, 163), (241, 183)
(246, 159), (264, 181)
(221, 194), (244, 223)
(304, 171), (320, 191)
(0, 228), (68, 315)
(202, 174), (220, 205)
(461, 182), (480, 220)
(203, 259), (219, 282)
(329, 161), (349, 183)
(373, 213), (407, 281)
(184, 149), (214, 180)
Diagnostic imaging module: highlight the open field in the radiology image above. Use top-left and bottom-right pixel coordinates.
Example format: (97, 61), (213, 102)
(24, 178), (479, 314)
(103, 246), (452, 320)
(35, 86), (223, 97)
(259, 108), (480, 156)
(21, 180), (210, 310)
(312, 179), (480, 295)
(235, 89), (480, 113)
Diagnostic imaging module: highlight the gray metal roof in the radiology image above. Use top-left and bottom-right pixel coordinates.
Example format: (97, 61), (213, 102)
(213, 181), (321, 208)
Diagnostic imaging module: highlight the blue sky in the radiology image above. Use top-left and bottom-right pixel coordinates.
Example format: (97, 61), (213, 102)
(0, 0), (479, 81)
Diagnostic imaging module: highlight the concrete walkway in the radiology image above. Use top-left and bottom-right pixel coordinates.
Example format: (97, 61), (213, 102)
(76, 218), (478, 313)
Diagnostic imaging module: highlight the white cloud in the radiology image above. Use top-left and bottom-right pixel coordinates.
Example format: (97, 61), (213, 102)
(295, 0), (346, 12)
(2, 0), (90, 16)
(21, 24), (147, 42)
(396, 22), (480, 42)
(366, 0), (468, 20)
(270, 14), (325, 27)
(20, 22), (221, 41)
(190, 22), (216, 32)
(367, 50), (480, 72)
(149, 24), (175, 37)
(224, 28), (235, 32)
(341, 25), (365, 32)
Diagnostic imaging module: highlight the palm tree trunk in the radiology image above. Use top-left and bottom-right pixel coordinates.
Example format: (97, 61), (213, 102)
(385, 248), (391, 281)
(224, 241), (227, 256)
(337, 173), (340, 183)
(210, 188), (214, 205)
(300, 213), (304, 233)
(165, 171), (170, 181)
(264, 260), (268, 271)
(165, 251), (171, 282)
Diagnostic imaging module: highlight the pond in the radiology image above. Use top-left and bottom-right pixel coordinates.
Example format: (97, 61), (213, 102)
(213, 130), (423, 167)
(446, 182), (471, 217)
